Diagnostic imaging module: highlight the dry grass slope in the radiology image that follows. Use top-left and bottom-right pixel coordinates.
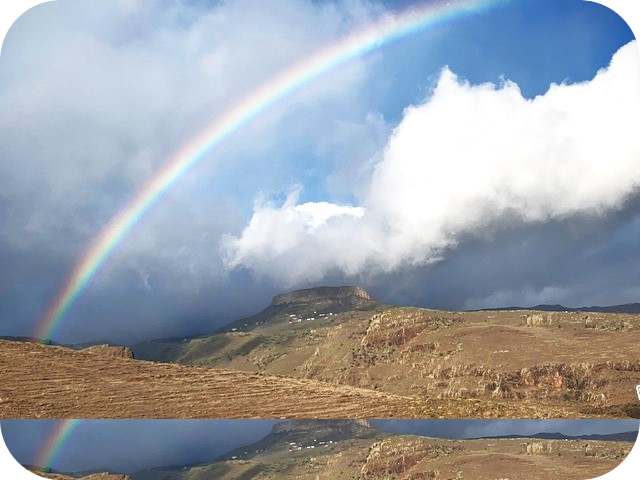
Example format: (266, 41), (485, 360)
(133, 302), (640, 418)
(0, 339), (414, 418)
(131, 421), (636, 480)
(0, 339), (595, 418)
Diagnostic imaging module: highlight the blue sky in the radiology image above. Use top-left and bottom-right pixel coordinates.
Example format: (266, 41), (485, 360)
(0, 0), (638, 343)
(376, 0), (634, 108)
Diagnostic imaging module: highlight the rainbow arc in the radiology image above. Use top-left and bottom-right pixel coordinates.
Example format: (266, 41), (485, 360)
(35, 0), (502, 341)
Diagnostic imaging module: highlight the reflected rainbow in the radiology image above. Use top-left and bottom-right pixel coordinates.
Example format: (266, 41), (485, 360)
(35, 0), (504, 341)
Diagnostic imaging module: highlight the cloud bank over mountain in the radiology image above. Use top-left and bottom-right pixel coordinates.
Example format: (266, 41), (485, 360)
(0, 0), (638, 343)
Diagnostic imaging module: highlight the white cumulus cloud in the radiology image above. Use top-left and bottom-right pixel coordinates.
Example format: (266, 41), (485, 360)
(222, 40), (640, 284)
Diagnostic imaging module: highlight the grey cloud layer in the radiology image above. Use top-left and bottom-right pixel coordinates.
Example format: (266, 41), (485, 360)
(0, 0), (384, 342)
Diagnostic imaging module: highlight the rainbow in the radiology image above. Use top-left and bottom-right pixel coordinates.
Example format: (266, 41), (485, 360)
(35, 0), (504, 341)
(33, 420), (82, 472)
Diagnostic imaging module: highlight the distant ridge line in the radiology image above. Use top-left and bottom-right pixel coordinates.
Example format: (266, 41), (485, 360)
(468, 431), (638, 442)
(472, 303), (640, 314)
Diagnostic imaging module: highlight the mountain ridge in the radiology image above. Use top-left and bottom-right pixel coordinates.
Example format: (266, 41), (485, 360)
(37, 420), (636, 480)
(130, 286), (640, 418)
(474, 303), (640, 314)
(468, 431), (638, 442)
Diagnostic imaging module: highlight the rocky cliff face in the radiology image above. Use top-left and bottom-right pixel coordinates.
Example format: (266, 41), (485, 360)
(271, 419), (374, 435)
(361, 308), (462, 348)
(360, 437), (461, 479)
(271, 286), (373, 306)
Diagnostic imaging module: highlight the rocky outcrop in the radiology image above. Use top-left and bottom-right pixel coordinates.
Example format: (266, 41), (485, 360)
(584, 444), (630, 459)
(522, 439), (630, 460)
(82, 344), (134, 359)
(272, 286), (373, 305)
(524, 313), (633, 330)
(583, 315), (633, 331)
(526, 314), (554, 327)
(526, 442), (553, 455)
(423, 359), (640, 404)
(362, 308), (461, 348)
(361, 437), (459, 478)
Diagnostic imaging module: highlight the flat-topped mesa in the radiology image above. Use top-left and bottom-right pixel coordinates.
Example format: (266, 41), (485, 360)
(271, 286), (374, 306)
(212, 286), (378, 335)
(217, 420), (381, 462)
(271, 419), (375, 435)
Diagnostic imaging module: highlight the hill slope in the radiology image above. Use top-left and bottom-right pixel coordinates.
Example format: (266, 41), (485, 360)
(132, 420), (635, 480)
(1, 338), (600, 418)
(133, 286), (640, 418)
(0, 339), (412, 418)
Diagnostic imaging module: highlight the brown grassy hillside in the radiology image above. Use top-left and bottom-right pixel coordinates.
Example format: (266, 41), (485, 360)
(0, 339), (412, 418)
(133, 288), (640, 418)
(132, 420), (634, 480)
(0, 339), (591, 418)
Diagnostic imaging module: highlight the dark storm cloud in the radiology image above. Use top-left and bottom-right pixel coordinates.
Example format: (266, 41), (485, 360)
(360, 194), (640, 311)
(0, 0), (380, 344)
(371, 419), (640, 440)
(4, 178), (640, 345)
(0, 420), (279, 473)
(251, 194), (640, 316)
